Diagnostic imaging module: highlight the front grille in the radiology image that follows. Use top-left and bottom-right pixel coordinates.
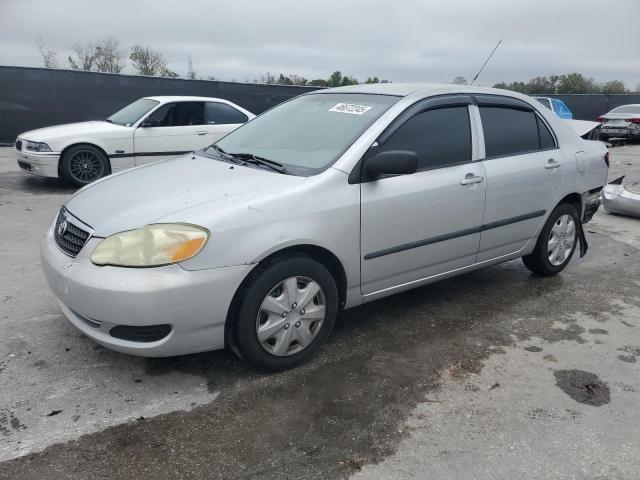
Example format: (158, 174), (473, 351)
(18, 161), (32, 171)
(54, 209), (91, 257)
(15, 139), (22, 151)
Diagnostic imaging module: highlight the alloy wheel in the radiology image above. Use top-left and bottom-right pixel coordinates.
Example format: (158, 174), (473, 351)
(68, 150), (104, 184)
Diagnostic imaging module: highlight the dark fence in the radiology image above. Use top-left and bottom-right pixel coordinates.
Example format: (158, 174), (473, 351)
(0, 66), (320, 143)
(541, 94), (640, 122)
(2, 66), (640, 143)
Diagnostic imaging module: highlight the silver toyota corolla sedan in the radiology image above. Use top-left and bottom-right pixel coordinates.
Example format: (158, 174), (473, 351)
(41, 83), (608, 370)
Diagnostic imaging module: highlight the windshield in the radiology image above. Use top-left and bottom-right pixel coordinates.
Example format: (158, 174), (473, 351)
(107, 98), (160, 126)
(610, 105), (640, 115)
(215, 93), (400, 176)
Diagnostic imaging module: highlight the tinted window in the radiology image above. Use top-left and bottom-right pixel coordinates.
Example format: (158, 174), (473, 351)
(480, 107), (540, 157)
(145, 102), (204, 127)
(206, 103), (248, 124)
(537, 116), (556, 149)
(379, 106), (471, 171)
(535, 98), (551, 110)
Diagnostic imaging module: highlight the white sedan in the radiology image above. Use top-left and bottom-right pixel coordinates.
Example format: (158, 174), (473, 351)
(15, 96), (255, 186)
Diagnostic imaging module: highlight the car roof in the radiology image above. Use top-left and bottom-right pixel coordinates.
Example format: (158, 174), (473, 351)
(143, 96), (234, 103)
(313, 82), (537, 101)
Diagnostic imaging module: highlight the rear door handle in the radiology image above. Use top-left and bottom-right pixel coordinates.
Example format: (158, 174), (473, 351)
(460, 174), (484, 185)
(545, 159), (562, 170)
(196, 131), (207, 136)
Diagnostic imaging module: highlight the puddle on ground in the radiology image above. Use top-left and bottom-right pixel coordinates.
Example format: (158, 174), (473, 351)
(553, 369), (611, 406)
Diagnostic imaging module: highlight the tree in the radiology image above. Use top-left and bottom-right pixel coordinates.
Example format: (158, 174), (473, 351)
(68, 42), (96, 70)
(308, 79), (328, 87)
(94, 37), (124, 73)
(277, 73), (292, 85)
(36, 38), (58, 68)
(328, 71), (343, 87)
(493, 81), (526, 93)
(130, 45), (174, 76)
(556, 73), (597, 94)
(601, 80), (626, 94)
(452, 76), (468, 85)
(524, 76), (555, 94)
(340, 75), (358, 86)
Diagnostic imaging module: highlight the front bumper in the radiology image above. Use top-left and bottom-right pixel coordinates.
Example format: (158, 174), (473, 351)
(15, 149), (60, 178)
(40, 225), (255, 357)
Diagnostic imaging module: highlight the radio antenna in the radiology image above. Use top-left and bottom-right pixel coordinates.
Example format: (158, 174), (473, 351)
(471, 40), (502, 85)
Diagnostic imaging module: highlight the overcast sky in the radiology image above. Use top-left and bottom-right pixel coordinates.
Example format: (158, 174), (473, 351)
(1, 0), (638, 88)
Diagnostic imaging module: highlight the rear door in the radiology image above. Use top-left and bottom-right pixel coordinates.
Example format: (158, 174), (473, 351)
(476, 96), (564, 261)
(204, 102), (249, 142)
(133, 101), (208, 165)
(360, 98), (487, 296)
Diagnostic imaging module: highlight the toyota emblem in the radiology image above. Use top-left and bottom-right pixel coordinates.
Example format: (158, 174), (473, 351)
(58, 220), (68, 236)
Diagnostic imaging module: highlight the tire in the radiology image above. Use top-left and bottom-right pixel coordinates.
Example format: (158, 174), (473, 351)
(522, 203), (580, 276)
(231, 255), (338, 371)
(60, 145), (110, 187)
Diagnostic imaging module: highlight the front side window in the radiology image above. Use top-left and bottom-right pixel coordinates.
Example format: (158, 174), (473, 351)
(144, 102), (205, 127)
(108, 98), (159, 126)
(480, 107), (541, 157)
(378, 106), (472, 171)
(205, 103), (248, 124)
(215, 93), (400, 176)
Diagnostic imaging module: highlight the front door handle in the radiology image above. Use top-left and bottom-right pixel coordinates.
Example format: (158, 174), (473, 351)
(196, 131), (207, 136)
(460, 174), (484, 185)
(545, 159), (562, 170)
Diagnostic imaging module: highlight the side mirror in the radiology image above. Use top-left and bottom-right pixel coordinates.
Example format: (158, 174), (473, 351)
(364, 150), (418, 180)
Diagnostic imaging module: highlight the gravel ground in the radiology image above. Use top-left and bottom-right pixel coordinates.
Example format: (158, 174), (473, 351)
(0, 143), (639, 479)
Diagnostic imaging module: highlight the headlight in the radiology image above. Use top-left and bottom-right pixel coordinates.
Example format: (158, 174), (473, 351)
(91, 224), (209, 267)
(24, 141), (52, 152)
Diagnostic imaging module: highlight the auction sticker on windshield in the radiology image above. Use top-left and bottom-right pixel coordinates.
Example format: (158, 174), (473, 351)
(329, 103), (372, 115)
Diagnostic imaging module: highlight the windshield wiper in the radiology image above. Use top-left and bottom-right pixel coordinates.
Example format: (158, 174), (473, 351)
(228, 153), (288, 174)
(104, 119), (114, 124)
(203, 144), (243, 164)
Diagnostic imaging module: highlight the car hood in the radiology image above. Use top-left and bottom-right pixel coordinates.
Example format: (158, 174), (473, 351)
(64, 153), (307, 237)
(19, 121), (131, 144)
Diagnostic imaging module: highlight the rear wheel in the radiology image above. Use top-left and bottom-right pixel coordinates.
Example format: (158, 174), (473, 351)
(60, 145), (110, 187)
(522, 203), (579, 276)
(231, 255), (338, 371)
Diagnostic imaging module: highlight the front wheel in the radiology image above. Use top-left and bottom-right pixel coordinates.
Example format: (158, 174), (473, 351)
(60, 145), (110, 187)
(231, 255), (338, 371)
(522, 203), (580, 276)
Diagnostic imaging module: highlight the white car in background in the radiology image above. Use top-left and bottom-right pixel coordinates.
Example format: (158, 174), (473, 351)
(15, 96), (254, 186)
(598, 104), (640, 141)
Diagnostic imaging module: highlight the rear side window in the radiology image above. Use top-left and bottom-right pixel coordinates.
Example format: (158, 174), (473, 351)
(480, 107), (542, 157)
(380, 106), (472, 171)
(536, 98), (551, 110)
(205, 102), (248, 124)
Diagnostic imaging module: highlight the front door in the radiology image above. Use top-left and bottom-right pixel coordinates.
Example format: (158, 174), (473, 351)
(476, 100), (565, 261)
(133, 101), (209, 165)
(360, 102), (487, 296)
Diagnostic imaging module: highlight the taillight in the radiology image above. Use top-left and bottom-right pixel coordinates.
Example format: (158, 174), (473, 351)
(597, 116), (606, 123)
(627, 118), (640, 124)
(604, 152), (610, 167)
